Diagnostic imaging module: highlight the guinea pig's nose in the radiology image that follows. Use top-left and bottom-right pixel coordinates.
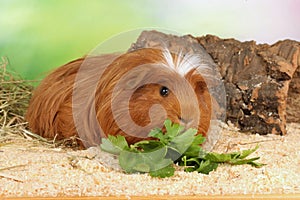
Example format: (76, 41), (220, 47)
(178, 116), (194, 128)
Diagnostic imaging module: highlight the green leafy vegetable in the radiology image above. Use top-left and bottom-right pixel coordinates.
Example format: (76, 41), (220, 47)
(100, 135), (129, 154)
(100, 119), (265, 178)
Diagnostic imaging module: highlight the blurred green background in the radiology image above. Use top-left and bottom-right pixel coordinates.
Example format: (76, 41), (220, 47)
(1, 0), (299, 81)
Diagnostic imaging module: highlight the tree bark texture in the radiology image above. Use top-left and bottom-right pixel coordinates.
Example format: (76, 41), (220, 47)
(129, 31), (300, 135)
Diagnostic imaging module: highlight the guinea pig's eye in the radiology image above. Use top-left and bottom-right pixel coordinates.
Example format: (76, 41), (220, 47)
(160, 86), (169, 97)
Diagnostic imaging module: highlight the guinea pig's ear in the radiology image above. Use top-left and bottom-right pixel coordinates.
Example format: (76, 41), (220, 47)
(193, 79), (206, 94)
(125, 68), (151, 90)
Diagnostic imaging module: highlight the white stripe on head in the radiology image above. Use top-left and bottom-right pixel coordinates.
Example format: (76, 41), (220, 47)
(162, 48), (210, 77)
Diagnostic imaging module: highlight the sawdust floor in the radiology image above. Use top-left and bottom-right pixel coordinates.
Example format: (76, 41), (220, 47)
(0, 123), (299, 197)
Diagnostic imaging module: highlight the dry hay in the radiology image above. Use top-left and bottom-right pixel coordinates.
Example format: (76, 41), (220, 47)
(0, 57), (33, 126)
(0, 57), (34, 144)
(0, 57), (79, 149)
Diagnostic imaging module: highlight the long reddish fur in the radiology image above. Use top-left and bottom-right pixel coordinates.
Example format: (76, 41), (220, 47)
(26, 48), (212, 148)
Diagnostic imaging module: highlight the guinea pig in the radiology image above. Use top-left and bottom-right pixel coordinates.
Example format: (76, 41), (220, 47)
(25, 48), (212, 148)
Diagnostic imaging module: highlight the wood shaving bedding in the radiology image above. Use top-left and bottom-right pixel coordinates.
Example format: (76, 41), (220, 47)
(0, 123), (299, 197)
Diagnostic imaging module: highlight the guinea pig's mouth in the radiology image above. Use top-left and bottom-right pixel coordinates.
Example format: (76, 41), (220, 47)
(180, 123), (208, 137)
(178, 117), (196, 130)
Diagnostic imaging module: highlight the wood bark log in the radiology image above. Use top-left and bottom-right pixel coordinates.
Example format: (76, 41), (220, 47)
(129, 30), (300, 135)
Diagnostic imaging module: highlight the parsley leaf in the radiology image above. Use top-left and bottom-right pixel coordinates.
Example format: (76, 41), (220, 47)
(100, 119), (265, 178)
(100, 135), (129, 154)
(149, 164), (175, 178)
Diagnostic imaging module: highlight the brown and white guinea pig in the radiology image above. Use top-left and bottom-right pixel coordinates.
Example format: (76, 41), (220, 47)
(25, 48), (212, 148)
